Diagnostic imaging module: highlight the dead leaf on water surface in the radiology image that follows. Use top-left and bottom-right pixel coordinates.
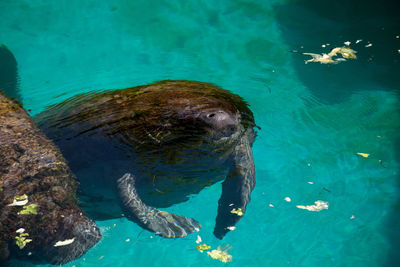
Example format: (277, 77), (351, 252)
(296, 200), (329, 212)
(357, 153), (370, 158)
(195, 235), (202, 244)
(207, 245), (233, 263)
(196, 244), (211, 253)
(303, 46), (357, 64)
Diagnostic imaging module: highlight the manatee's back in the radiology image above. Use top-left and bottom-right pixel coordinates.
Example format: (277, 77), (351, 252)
(0, 92), (101, 264)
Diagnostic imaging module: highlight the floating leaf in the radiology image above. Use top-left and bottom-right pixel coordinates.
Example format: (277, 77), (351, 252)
(8, 194), (28, 206)
(207, 245), (233, 263)
(296, 200), (329, 211)
(339, 47), (357, 59)
(15, 233), (32, 249)
(195, 235), (202, 244)
(303, 53), (335, 64)
(196, 244), (211, 253)
(54, 238), (75, 247)
(303, 46), (357, 64)
(18, 204), (38, 215)
(230, 208), (243, 216)
(357, 153), (370, 158)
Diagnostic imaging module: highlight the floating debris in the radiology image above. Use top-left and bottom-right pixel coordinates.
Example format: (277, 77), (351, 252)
(196, 235), (202, 244)
(15, 233), (32, 249)
(196, 244), (211, 253)
(227, 226), (236, 231)
(54, 238), (75, 247)
(365, 43), (373, 47)
(338, 47), (357, 59)
(230, 208), (243, 216)
(296, 200), (329, 211)
(303, 53), (335, 64)
(350, 215), (355, 220)
(16, 228), (25, 234)
(307, 181), (314, 185)
(125, 238), (130, 242)
(18, 204), (38, 215)
(398, 49), (400, 55)
(344, 41), (351, 46)
(8, 195), (28, 206)
(357, 153), (370, 158)
(99, 256), (104, 260)
(303, 46), (357, 64)
(284, 197), (291, 202)
(207, 245), (233, 263)
(356, 39), (363, 44)
(268, 203), (274, 208)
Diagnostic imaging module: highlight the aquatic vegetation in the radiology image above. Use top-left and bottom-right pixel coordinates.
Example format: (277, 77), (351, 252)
(207, 245), (233, 263)
(230, 208), (243, 216)
(15, 232), (32, 249)
(17, 204), (39, 215)
(296, 200), (329, 212)
(8, 194), (28, 206)
(196, 244), (211, 252)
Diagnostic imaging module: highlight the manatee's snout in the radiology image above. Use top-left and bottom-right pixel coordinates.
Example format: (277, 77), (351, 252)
(200, 109), (238, 137)
(38, 213), (101, 265)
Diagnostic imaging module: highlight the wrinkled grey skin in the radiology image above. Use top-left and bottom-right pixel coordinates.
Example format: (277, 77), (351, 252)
(36, 80), (257, 239)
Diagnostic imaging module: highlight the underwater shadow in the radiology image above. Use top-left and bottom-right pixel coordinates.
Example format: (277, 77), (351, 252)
(0, 44), (20, 101)
(274, 1), (400, 265)
(274, 0), (400, 105)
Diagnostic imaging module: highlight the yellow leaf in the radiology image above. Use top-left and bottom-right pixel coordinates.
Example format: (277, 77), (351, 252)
(207, 245), (233, 263)
(196, 244), (211, 252)
(357, 153), (370, 158)
(230, 208), (243, 216)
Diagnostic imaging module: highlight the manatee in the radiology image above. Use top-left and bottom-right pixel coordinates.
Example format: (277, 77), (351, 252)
(0, 85), (101, 263)
(36, 80), (257, 239)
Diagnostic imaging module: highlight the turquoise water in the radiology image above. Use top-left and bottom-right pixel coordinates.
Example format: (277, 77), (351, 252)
(1, 0), (400, 266)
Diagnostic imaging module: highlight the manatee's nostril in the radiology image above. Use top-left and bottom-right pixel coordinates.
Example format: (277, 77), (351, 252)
(208, 113), (215, 118)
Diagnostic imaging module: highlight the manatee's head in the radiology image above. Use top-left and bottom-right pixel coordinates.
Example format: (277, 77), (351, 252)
(9, 210), (101, 265)
(131, 81), (256, 150)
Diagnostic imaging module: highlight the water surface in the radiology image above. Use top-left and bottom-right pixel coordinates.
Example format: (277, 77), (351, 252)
(1, 0), (399, 266)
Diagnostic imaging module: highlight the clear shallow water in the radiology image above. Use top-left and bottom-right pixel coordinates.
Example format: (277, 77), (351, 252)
(1, 0), (399, 266)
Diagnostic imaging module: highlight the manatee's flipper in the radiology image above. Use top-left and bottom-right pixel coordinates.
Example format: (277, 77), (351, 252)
(214, 130), (255, 239)
(117, 173), (201, 238)
(0, 44), (20, 100)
